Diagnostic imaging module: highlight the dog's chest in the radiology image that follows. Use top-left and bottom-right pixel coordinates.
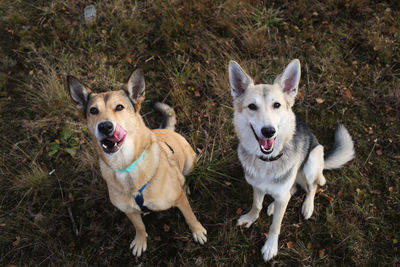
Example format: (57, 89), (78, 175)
(238, 146), (297, 199)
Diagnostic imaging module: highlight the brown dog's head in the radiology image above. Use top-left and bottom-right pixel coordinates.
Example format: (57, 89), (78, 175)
(67, 69), (146, 155)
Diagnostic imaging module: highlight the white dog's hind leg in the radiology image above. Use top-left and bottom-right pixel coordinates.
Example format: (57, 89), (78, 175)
(237, 186), (265, 228)
(302, 145), (324, 219)
(262, 192), (291, 261)
(267, 185), (297, 216)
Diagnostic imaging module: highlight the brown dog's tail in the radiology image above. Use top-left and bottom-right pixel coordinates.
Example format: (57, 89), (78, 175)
(153, 102), (176, 131)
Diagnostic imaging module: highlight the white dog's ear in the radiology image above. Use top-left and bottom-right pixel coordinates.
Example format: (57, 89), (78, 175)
(67, 76), (92, 110)
(126, 69), (145, 111)
(229, 60), (253, 98)
(274, 59), (301, 98)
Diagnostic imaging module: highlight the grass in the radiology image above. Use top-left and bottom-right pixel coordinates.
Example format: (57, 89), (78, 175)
(1, 0), (399, 265)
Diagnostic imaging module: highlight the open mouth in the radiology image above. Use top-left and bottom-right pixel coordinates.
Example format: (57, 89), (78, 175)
(250, 124), (276, 154)
(100, 124), (127, 154)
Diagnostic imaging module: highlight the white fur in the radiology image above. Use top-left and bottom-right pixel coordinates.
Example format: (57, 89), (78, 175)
(230, 59), (354, 262)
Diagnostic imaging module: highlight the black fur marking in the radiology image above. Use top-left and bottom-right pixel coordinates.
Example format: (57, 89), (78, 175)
(123, 89), (137, 112)
(83, 92), (92, 118)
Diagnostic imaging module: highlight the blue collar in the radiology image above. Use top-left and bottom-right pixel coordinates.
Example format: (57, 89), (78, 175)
(117, 150), (146, 173)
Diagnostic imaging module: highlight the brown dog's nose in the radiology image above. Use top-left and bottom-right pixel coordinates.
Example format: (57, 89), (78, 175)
(98, 121), (114, 135)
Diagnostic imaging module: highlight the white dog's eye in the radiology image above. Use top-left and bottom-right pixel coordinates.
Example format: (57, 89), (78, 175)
(273, 102), (281, 109)
(115, 104), (124, 111)
(248, 103), (258, 110)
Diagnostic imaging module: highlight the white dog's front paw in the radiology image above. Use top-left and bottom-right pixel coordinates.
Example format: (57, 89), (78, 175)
(192, 224), (207, 245)
(261, 237), (278, 262)
(302, 200), (314, 219)
(237, 212), (258, 228)
(129, 235), (147, 257)
(267, 202), (275, 216)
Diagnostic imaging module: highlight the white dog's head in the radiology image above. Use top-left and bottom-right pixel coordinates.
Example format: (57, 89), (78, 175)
(229, 59), (301, 157)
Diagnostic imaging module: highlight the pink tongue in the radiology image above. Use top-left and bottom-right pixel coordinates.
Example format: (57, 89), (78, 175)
(106, 124), (127, 142)
(259, 138), (275, 150)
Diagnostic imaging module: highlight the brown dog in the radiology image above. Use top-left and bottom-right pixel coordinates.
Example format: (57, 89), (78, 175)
(68, 69), (207, 256)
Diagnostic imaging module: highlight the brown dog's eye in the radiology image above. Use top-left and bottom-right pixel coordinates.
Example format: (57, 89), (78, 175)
(90, 107), (99, 115)
(115, 104), (124, 111)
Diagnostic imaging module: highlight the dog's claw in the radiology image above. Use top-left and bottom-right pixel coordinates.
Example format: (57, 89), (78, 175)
(130, 236), (147, 257)
(237, 212), (258, 228)
(261, 238), (278, 262)
(192, 225), (207, 245)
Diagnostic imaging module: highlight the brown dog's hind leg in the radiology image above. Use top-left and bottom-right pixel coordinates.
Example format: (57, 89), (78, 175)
(175, 192), (207, 245)
(126, 212), (147, 257)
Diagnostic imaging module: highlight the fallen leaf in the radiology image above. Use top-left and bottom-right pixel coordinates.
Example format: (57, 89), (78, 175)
(163, 224), (170, 232)
(376, 149), (383, 156)
(315, 98), (324, 104)
(125, 57), (132, 64)
(60, 34), (69, 40)
(323, 193), (335, 202)
(368, 128), (374, 135)
(297, 91), (304, 99)
(68, 193), (74, 202)
(236, 208), (242, 215)
(12, 236), (20, 247)
(307, 242), (312, 249)
(344, 90), (353, 99)
(286, 241), (294, 249)
(154, 236), (161, 242)
(224, 181), (231, 186)
(389, 186), (394, 192)
(194, 90), (200, 97)
(319, 248), (325, 258)
(263, 232), (269, 238)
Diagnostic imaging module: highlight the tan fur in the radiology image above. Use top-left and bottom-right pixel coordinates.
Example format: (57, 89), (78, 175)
(68, 73), (206, 257)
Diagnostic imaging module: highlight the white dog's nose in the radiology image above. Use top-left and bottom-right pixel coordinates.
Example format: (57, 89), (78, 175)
(261, 127), (275, 138)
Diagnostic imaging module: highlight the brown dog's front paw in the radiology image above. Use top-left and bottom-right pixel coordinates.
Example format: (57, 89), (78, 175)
(192, 224), (207, 245)
(130, 235), (147, 257)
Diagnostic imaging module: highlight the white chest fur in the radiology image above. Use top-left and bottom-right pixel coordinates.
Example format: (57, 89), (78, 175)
(238, 145), (298, 201)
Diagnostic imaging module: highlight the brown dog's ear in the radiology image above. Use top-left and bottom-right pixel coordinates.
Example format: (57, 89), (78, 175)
(67, 76), (92, 110)
(126, 69), (145, 111)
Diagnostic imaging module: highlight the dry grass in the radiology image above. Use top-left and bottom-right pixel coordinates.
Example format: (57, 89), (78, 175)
(0, 0), (399, 265)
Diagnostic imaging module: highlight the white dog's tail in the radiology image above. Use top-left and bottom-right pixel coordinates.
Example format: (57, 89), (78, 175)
(324, 123), (355, 170)
(153, 102), (176, 131)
